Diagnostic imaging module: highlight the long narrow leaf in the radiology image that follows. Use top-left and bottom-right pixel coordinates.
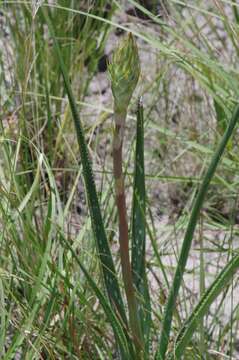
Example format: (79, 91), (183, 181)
(168, 252), (239, 359)
(131, 98), (151, 349)
(59, 234), (131, 359)
(41, 6), (127, 328)
(156, 104), (239, 359)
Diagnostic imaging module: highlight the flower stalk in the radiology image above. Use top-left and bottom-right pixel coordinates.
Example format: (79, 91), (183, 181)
(109, 33), (143, 354)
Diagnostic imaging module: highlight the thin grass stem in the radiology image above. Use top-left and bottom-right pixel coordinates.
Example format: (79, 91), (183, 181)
(157, 104), (239, 359)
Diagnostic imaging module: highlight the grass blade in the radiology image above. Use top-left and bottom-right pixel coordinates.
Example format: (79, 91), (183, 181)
(41, 5), (127, 328)
(156, 104), (239, 359)
(169, 252), (239, 359)
(131, 98), (151, 350)
(59, 234), (131, 359)
(13, 153), (43, 218)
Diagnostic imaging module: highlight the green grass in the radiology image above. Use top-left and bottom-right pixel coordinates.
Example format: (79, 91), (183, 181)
(1, 1), (239, 359)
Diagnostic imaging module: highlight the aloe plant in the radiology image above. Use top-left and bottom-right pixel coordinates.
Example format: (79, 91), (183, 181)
(20, 4), (239, 359)
(131, 98), (151, 350)
(41, 2), (128, 342)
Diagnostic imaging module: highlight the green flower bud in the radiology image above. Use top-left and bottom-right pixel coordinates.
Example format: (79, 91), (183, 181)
(108, 33), (140, 114)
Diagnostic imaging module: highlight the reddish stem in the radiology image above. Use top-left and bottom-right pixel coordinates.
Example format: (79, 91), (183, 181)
(113, 111), (143, 354)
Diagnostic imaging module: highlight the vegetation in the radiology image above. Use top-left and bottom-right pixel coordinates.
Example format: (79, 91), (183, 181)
(1, 1), (239, 359)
